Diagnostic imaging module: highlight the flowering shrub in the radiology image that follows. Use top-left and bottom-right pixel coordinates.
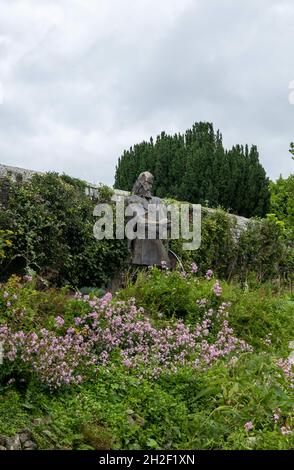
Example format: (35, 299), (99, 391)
(0, 278), (253, 388)
(119, 266), (222, 320)
(0, 269), (293, 450)
(0, 326), (89, 387)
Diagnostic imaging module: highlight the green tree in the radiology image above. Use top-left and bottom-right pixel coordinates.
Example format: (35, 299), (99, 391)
(114, 122), (270, 217)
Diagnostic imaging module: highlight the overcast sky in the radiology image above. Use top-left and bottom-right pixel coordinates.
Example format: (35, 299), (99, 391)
(0, 0), (293, 186)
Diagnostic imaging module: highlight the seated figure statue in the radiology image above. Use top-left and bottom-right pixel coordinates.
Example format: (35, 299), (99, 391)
(125, 171), (171, 268)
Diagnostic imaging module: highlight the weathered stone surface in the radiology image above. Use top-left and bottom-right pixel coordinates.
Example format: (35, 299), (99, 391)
(0, 431), (37, 450)
(32, 418), (43, 426)
(126, 409), (145, 427)
(0, 164), (100, 201)
(5, 435), (21, 450)
(23, 440), (37, 450)
(19, 430), (32, 444)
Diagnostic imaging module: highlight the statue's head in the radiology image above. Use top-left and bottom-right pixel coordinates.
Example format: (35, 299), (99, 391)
(132, 171), (154, 198)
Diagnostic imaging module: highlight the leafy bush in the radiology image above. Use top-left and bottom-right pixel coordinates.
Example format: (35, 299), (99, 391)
(0, 173), (129, 287)
(269, 174), (294, 240)
(120, 267), (205, 319)
(168, 207), (292, 284)
(169, 208), (237, 279)
(236, 218), (293, 283)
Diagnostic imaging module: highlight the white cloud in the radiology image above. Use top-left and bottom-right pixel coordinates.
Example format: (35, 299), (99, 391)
(0, 0), (293, 186)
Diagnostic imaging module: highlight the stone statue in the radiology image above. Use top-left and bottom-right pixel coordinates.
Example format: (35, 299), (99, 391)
(126, 171), (171, 268)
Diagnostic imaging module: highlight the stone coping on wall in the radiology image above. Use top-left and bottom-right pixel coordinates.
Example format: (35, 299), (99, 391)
(0, 163), (42, 182)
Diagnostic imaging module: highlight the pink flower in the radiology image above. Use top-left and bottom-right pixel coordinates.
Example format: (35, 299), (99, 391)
(122, 358), (132, 368)
(0, 286), (254, 388)
(190, 263), (198, 274)
(273, 409), (281, 423)
(205, 269), (213, 280)
(99, 292), (112, 307)
(213, 281), (222, 297)
(55, 316), (65, 327)
(244, 421), (254, 432)
(196, 298), (207, 307)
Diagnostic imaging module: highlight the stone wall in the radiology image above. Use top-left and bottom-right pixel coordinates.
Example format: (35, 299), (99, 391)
(0, 164), (42, 182)
(0, 164), (39, 208)
(0, 163), (107, 208)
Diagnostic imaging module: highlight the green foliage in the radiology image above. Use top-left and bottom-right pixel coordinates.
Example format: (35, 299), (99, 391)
(269, 174), (294, 240)
(170, 209), (291, 284)
(119, 268), (294, 350)
(115, 122), (270, 218)
(119, 267), (203, 319)
(0, 176), (290, 286)
(228, 290), (294, 353)
(267, 175), (294, 284)
(0, 173), (128, 287)
(0, 229), (14, 259)
(236, 218), (292, 282)
(290, 142), (294, 159)
(0, 275), (93, 333)
(0, 355), (293, 450)
(96, 184), (114, 202)
(171, 209), (237, 279)
(0, 272), (293, 450)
